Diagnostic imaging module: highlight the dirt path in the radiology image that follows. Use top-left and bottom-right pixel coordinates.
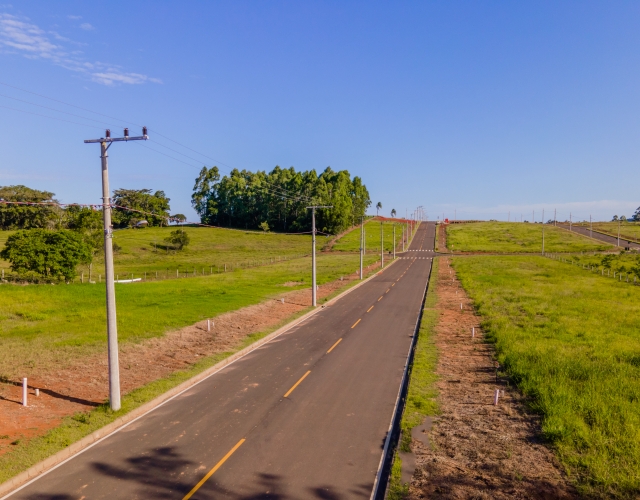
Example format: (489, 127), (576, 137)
(408, 258), (576, 499)
(0, 262), (381, 458)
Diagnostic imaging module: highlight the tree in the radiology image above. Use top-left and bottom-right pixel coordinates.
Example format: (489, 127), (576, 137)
(164, 229), (190, 250)
(376, 202), (382, 216)
(171, 214), (187, 224)
(612, 215), (619, 221)
(65, 205), (103, 260)
(0, 185), (57, 230)
(0, 229), (91, 282)
(191, 165), (370, 234)
(111, 189), (171, 228)
(259, 221), (270, 232)
(391, 208), (396, 218)
(620, 215), (627, 222)
(633, 207), (640, 222)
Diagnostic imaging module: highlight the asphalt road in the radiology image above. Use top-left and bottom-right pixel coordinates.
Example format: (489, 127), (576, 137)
(557, 224), (640, 249)
(9, 223), (435, 500)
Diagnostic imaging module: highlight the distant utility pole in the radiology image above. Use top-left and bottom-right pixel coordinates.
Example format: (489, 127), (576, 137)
(554, 208), (557, 226)
(618, 218), (621, 247)
(532, 210), (534, 223)
(84, 127), (148, 411)
(306, 205), (332, 307)
(393, 224), (396, 259)
(360, 216), (364, 280)
(570, 212), (572, 231)
(542, 209), (545, 224)
(542, 225), (545, 255)
(590, 215), (592, 238)
(380, 222), (384, 268)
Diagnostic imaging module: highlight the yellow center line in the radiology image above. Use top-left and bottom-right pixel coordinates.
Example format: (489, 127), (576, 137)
(327, 338), (342, 353)
(367, 305), (374, 312)
(284, 370), (311, 398)
(183, 438), (246, 500)
(386, 289), (390, 293)
(351, 318), (362, 328)
(378, 296), (383, 301)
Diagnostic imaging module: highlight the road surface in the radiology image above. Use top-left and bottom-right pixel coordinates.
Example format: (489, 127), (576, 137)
(8, 223), (436, 500)
(557, 224), (640, 249)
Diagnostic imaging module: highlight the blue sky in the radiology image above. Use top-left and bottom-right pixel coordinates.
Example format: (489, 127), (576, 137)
(0, 1), (639, 223)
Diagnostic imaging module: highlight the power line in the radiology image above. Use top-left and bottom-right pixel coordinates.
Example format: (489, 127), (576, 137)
(0, 80), (314, 202)
(0, 104), (105, 130)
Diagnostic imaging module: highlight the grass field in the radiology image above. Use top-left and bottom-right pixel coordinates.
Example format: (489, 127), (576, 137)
(332, 219), (415, 253)
(0, 226), (314, 277)
(453, 256), (640, 497)
(547, 252), (640, 280)
(446, 222), (611, 253)
(572, 221), (640, 244)
(0, 252), (379, 378)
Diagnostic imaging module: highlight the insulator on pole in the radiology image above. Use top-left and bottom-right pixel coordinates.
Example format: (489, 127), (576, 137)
(142, 126), (147, 136)
(124, 128), (129, 138)
(105, 129), (111, 138)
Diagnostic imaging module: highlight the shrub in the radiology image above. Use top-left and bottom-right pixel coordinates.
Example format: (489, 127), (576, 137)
(164, 229), (190, 250)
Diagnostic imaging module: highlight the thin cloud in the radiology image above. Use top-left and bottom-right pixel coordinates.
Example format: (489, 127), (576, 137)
(79, 22), (93, 31)
(0, 13), (160, 85)
(67, 15), (82, 20)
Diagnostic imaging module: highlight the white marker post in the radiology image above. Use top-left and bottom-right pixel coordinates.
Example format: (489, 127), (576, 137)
(472, 327), (475, 338)
(22, 378), (27, 407)
(494, 389), (500, 405)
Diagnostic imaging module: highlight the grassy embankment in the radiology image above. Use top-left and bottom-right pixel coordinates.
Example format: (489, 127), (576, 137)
(388, 258), (440, 499)
(546, 252), (640, 281)
(332, 219), (415, 253)
(453, 256), (640, 497)
(0, 251), (378, 378)
(446, 222), (611, 253)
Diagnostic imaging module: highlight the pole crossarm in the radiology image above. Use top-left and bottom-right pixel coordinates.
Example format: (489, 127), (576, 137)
(84, 135), (148, 143)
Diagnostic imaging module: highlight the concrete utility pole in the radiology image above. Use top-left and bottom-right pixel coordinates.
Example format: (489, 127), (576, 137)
(380, 222), (384, 268)
(542, 225), (545, 255)
(570, 212), (572, 231)
(85, 127), (148, 411)
(393, 224), (396, 259)
(617, 218), (621, 247)
(590, 215), (592, 239)
(360, 216), (364, 280)
(306, 205), (332, 307)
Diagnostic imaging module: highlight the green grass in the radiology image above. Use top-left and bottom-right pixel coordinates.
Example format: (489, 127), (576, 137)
(548, 252), (639, 279)
(572, 221), (640, 244)
(388, 258), (440, 499)
(446, 222), (611, 253)
(0, 226), (316, 277)
(0, 252), (379, 378)
(332, 220), (414, 253)
(453, 255), (640, 497)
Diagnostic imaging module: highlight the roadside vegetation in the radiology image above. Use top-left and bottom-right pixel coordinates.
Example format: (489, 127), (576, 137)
(332, 219), (415, 253)
(546, 251), (640, 281)
(388, 258), (440, 499)
(453, 255), (640, 497)
(0, 252), (378, 379)
(446, 222), (611, 253)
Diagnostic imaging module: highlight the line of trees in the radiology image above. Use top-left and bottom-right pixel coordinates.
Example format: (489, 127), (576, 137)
(192, 166), (371, 234)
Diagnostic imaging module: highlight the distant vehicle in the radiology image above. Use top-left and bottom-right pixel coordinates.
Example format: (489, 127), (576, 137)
(135, 220), (149, 228)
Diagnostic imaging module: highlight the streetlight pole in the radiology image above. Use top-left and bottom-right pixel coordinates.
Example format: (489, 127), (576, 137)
(85, 127), (148, 411)
(380, 221), (384, 268)
(306, 205), (332, 306)
(360, 216), (364, 280)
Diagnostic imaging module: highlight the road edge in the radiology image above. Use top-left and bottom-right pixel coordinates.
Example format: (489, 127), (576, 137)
(0, 260), (398, 499)
(371, 255), (433, 499)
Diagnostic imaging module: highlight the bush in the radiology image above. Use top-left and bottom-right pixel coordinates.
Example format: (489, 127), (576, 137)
(0, 229), (91, 282)
(164, 229), (190, 250)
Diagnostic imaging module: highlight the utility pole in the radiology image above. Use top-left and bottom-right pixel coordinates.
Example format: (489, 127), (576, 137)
(590, 215), (592, 239)
(618, 218), (621, 247)
(393, 224), (396, 259)
(360, 216), (364, 280)
(542, 224), (545, 255)
(554, 208), (557, 226)
(306, 205), (332, 307)
(85, 127), (148, 411)
(570, 212), (572, 231)
(380, 221), (384, 268)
